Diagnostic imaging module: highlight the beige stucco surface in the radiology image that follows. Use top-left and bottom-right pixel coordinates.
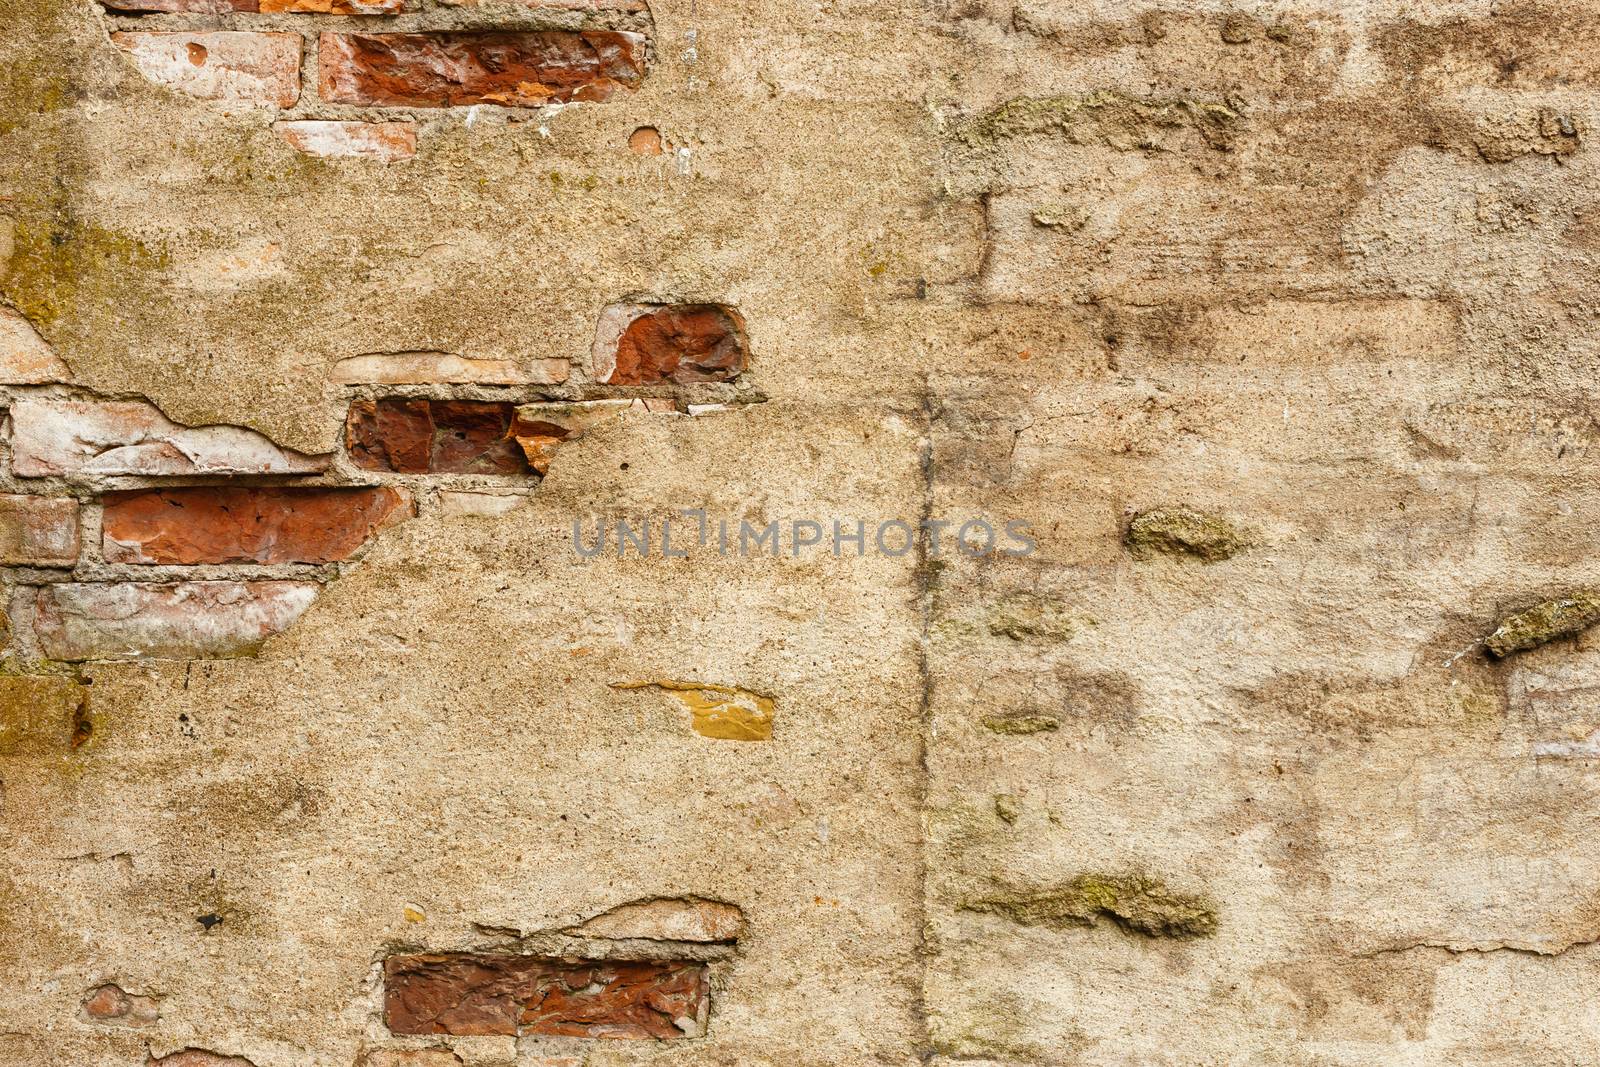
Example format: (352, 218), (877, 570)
(5, 0), (1600, 1063)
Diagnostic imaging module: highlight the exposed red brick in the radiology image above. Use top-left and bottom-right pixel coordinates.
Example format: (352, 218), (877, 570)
(628, 126), (663, 155)
(346, 400), (527, 475)
(111, 32), (302, 109)
(276, 121), (417, 161)
(34, 581), (320, 662)
(79, 983), (159, 1027)
(594, 304), (749, 385)
(384, 954), (707, 1039)
(102, 487), (410, 565)
(318, 32), (647, 108)
(0, 495), (79, 567)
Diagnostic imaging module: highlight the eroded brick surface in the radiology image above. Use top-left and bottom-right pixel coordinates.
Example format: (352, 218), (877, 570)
(34, 581), (320, 661)
(318, 32), (647, 108)
(345, 399), (526, 475)
(0, 495), (79, 567)
(0, 308), (73, 385)
(383, 953), (708, 1038)
(110, 32), (302, 109)
(593, 304), (749, 385)
(275, 121), (418, 161)
(102, 486), (410, 565)
(327, 352), (552, 385)
(10, 400), (329, 478)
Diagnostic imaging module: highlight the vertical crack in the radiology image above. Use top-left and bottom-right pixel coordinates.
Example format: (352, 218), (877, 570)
(912, 372), (937, 1062)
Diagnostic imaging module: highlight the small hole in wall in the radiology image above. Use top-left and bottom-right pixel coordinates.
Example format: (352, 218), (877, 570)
(628, 126), (663, 156)
(620, 462), (630, 470)
(186, 42), (208, 66)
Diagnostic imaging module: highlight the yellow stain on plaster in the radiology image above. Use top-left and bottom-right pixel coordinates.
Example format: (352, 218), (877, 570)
(612, 680), (775, 741)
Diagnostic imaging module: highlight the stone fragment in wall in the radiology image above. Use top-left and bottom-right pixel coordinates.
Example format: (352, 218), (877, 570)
(383, 953), (709, 1038)
(275, 122), (417, 162)
(1125, 505), (1253, 563)
(0, 675), (90, 756)
(10, 400), (329, 477)
(993, 794), (1021, 824)
(567, 897), (745, 943)
(345, 399), (526, 475)
(1031, 204), (1088, 232)
(980, 713), (1059, 735)
(111, 32), (302, 109)
(103, 487), (410, 565)
(0, 496), (79, 567)
(593, 303), (749, 385)
(0, 307), (72, 384)
(510, 400), (637, 475)
(79, 983), (159, 1027)
(318, 32), (647, 107)
(956, 91), (1241, 152)
(1469, 107), (1581, 163)
(964, 873), (1218, 939)
(33, 582), (320, 662)
(1485, 592), (1600, 658)
(986, 593), (1075, 642)
(149, 1052), (258, 1067)
(329, 351), (566, 385)
(612, 680), (775, 741)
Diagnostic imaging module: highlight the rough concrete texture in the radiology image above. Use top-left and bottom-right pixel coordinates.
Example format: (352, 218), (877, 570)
(4, 0), (1600, 1064)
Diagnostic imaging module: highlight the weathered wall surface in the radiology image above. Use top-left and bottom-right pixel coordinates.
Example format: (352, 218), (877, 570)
(3, 0), (1600, 1064)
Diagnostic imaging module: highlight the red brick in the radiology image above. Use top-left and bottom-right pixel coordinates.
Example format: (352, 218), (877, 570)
(0, 496), (79, 567)
(593, 304), (749, 385)
(111, 32), (302, 109)
(34, 582), (320, 662)
(102, 487), (410, 565)
(80, 983), (159, 1027)
(383, 954), (708, 1039)
(345, 400), (527, 475)
(318, 32), (646, 108)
